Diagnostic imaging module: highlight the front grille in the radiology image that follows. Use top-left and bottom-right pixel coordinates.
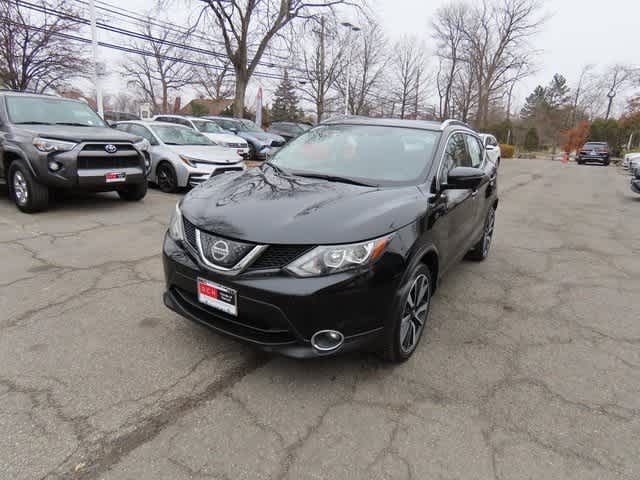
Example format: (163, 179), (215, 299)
(77, 143), (142, 170)
(199, 231), (254, 268)
(183, 217), (197, 249)
(171, 287), (296, 345)
(247, 245), (313, 271)
(270, 140), (285, 148)
(228, 143), (247, 148)
(182, 216), (314, 273)
(210, 167), (243, 177)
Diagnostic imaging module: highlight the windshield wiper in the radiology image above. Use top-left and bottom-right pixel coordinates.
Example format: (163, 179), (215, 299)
(265, 160), (286, 175)
(14, 121), (53, 125)
(54, 122), (92, 127)
(293, 172), (377, 187)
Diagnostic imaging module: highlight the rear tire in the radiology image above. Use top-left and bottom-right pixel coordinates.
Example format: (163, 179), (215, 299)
(118, 182), (147, 201)
(8, 160), (49, 213)
(383, 263), (432, 363)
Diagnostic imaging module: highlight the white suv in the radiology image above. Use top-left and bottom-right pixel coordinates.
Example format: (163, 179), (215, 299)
(479, 134), (501, 166)
(153, 115), (250, 158)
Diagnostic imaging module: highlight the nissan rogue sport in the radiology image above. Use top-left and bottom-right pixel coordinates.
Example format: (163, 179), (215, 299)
(162, 118), (499, 362)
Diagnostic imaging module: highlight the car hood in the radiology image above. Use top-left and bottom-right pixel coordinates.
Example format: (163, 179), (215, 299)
(19, 125), (140, 143)
(202, 133), (247, 144)
(238, 131), (285, 144)
(166, 145), (240, 163)
(180, 167), (426, 244)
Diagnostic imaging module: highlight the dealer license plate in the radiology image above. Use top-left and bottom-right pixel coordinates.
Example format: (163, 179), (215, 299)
(197, 278), (238, 316)
(105, 172), (126, 183)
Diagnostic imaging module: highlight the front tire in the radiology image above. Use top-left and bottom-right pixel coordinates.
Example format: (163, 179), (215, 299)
(156, 163), (179, 193)
(383, 263), (432, 363)
(118, 182), (147, 201)
(467, 206), (496, 261)
(8, 160), (49, 213)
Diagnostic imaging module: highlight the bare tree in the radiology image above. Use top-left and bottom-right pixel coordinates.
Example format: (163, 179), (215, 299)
(0, 0), (87, 93)
(432, 2), (467, 120)
(298, 16), (347, 122)
(336, 19), (389, 116)
(200, 0), (361, 118)
(121, 12), (196, 114)
(601, 64), (636, 119)
(195, 59), (235, 99)
(464, 0), (545, 128)
(391, 36), (425, 119)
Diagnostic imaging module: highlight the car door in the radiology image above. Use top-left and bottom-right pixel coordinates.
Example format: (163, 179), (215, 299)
(436, 132), (478, 268)
(484, 136), (499, 164)
(464, 133), (491, 242)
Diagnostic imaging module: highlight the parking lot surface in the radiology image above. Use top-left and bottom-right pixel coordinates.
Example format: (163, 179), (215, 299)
(1, 159), (639, 480)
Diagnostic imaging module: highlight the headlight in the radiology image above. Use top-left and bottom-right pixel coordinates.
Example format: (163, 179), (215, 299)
(134, 138), (150, 152)
(33, 137), (77, 153)
(168, 202), (184, 241)
(179, 155), (196, 167)
(286, 235), (392, 277)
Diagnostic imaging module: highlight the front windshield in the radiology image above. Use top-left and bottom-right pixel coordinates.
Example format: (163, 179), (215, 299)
(271, 124), (440, 184)
(151, 125), (214, 145)
(193, 120), (224, 134)
(6, 96), (106, 127)
(239, 119), (263, 132)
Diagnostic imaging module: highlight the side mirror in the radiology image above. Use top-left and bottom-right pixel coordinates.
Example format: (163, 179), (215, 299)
(485, 145), (496, 151)
(442, 166), (488, 191)
(228, 128), (238, 134)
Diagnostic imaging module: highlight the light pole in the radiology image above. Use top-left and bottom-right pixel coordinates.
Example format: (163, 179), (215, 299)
(340, 22), (361, 116)
(89, 0), (103, 117)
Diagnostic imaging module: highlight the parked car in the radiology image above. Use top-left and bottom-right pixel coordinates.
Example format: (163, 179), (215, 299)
(623, 152), (640, 170)
(115, 121), (245, 193)
(162, 117), (498, 362)
(479, 133), (501, 166)
(268, 121), (312, 143)
(152, 115), (250, 158)
(104, 111), (140, 126)
(0, 91), (149, 212)
(576, 142), (610, 165)
(632, 167), (640, 195)
(204, 116), (286, 161)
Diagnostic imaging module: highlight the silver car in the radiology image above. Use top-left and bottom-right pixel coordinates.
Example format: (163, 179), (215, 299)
(115, 121), (245, 192)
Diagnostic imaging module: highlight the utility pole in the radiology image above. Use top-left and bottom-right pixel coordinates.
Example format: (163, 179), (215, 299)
(318, 16), (326, 122)
(340, 22), (361, 116)
(89, 0), (103, 117)
(414, 68), (421, 119)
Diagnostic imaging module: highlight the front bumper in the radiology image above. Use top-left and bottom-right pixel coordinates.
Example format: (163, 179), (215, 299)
(162, 234), (402, 358)
(184, 163), (246, 188)
(577, 154), (609, 163)
(631, 179), (640, 194)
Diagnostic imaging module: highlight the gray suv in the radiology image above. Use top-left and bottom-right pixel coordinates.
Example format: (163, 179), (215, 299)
(0, 91), (150, 212)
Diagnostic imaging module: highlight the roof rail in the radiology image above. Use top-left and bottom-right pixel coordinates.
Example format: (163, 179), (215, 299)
(0, 88), (59, 97)
(441, 119), (471, 130)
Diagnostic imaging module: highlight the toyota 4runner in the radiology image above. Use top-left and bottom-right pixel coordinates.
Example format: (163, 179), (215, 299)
(0, 91), (151, 213)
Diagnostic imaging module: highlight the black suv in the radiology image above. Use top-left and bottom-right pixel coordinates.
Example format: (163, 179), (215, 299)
(163, 118), (498, 362)
(576, 142), (610, 165)
(0, 92), (150, 212)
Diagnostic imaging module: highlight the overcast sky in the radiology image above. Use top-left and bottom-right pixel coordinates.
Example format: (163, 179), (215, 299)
(102, 0), (640, 112)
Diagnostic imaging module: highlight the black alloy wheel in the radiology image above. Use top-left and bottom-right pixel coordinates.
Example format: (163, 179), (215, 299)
(157, 163), (178, 193)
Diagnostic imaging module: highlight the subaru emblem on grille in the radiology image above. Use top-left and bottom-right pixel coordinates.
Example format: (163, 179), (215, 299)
(105, 144), (117, 154)
(211, 240), (230, 261)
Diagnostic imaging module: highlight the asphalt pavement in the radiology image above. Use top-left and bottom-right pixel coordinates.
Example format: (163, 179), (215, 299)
(1, 159), (639, 480)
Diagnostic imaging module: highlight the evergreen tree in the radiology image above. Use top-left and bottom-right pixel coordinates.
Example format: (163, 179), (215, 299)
(524, 127), (540, 151)
(545, 74), (571, 109)
(520, 86), (547, 120)
(271, 70), (301, 122)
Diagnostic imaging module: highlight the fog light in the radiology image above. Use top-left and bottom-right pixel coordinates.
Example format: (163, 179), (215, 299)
(48, 161), (61, 172)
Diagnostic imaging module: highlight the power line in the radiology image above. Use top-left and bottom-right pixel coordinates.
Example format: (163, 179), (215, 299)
(14, 0), (307, 78)
(3, 18), (302, 83)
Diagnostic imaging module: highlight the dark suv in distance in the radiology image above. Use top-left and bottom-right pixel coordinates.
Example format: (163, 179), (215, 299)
(576, 142), (610, 165)
(0, 91), (150, 212)
(163, 117), (498, 362)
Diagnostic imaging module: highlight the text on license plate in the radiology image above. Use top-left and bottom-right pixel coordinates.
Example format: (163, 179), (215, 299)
(197, 278), (237, 316)
(105, 172), (126, 183)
